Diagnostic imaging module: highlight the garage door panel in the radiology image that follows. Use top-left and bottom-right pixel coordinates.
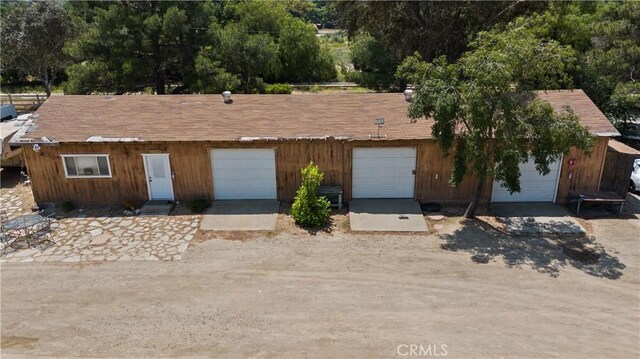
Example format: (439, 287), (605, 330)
(492, 158), (562, 202)
(215, 169), (274, 180)
(352, 148), (416, 199)
(213, 159), (274, 169)
(352, 148), (415, 159)
(213, 150), (274, 159)
(211, 149), (277, 200)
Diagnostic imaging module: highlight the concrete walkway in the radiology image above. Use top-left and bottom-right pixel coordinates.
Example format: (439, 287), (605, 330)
(349, 199), (428, 232)
(492, 203), (586, 235)
(200, 200), (278, 231)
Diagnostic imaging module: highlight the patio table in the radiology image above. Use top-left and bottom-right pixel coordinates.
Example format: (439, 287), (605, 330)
(3, 214), (44, 245)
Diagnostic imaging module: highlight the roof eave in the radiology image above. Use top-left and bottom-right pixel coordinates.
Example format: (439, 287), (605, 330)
(594, 131), (621, 137)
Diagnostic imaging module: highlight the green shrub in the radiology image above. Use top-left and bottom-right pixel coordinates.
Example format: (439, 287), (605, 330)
(123, 200), (138, 211)
(186, 198), (211, 214)
(291, 162), (331, 228)
(264, 83), (293, 94)
(60, 201), (75, 212)
(345, 70), (394, 91)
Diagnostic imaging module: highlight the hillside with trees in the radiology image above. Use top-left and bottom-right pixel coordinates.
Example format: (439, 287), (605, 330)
(1, 1), (637, 133)
(1, 0), (337, 95)
(339, 1), (638, 132)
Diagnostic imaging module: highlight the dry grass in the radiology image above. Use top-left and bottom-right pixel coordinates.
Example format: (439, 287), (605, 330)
(0, 336), (39, 349)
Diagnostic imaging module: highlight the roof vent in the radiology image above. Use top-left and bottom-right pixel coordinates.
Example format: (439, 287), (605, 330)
(222, 91), (232, 104)
(403, 88), (414, 102)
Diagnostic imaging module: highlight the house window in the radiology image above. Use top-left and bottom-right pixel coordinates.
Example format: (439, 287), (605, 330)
(61, 155), (112, 178)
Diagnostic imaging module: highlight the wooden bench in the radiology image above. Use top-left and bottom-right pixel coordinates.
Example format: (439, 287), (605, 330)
(318, 185), (343, 209)
(568, 191), (626, 216)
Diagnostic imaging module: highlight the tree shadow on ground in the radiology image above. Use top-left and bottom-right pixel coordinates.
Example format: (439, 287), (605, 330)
(498, 216), (586, 235)
(439, 219), (625, 279)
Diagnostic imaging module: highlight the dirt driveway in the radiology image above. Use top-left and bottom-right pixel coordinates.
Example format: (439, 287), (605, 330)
(1, 213), (639, 358)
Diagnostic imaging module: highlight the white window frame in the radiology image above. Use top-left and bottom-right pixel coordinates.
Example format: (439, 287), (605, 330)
(61, 154), (113, 179)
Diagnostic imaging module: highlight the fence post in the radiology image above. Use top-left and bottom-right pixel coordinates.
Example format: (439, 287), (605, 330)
(36, 94), (41, 105)
(8, 93), (13, 105)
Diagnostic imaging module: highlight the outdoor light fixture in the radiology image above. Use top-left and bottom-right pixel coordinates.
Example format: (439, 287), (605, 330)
(32, 143), (41, 152)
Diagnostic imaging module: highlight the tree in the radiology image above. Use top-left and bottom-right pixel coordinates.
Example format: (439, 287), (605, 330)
(336, 1), (546, 63)
(228, 0), (336, 83)
(0, 1), (77, 96)
(278, 16), (336, 82)
(571, 2), (639, 129)
(397, 27), (595, 218)
(291, 162), (331, 228)
(508, 2), (640, 134)
(195, 0), (335, 93)
(65, 1), (218, 94)
(195, 23), (280, 93)
(348, 34), (397, 90)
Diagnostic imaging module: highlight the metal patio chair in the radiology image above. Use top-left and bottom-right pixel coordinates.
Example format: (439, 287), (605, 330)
(0, 224), (19, 255)
(37, 203), (60, 230)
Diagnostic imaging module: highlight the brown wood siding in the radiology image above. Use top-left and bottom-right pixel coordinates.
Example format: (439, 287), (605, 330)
(275, 140), (345, 201)
(23, 142), (213, 205)
(416, 141), (492, 202)
(599, 146), (636, 198)
(23, 138), (607, 205)
(555, 137), (609, 203)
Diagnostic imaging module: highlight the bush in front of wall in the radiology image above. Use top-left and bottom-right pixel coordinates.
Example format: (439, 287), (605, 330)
(123, 200), (138, 211)
(264, 83), (293, 94)
(291, 162), (331, 228)
(60, 201), (75, 212)
(186, 198), (211, 214)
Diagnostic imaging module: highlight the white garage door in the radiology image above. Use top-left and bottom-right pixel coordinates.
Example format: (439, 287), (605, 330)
(211, 149), (277, 200)
(491, 158), (562, 202)
(352, 148), (416, 198)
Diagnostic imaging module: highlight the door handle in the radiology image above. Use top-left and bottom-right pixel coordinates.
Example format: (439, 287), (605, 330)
(412, 170), (416, 175)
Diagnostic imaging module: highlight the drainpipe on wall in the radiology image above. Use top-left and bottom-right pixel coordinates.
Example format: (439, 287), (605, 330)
(341, 140), (346, 200)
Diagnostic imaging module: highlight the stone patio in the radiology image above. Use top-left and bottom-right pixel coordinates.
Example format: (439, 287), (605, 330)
(1, 179), (201, 263)
(0, 185), (28, 217)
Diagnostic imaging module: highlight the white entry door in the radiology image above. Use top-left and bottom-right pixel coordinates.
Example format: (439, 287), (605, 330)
(352, 147), (416, 198)
(491, 157), (562, 202)
(211, 149), (277, 200)
(143, 154), (174, 200)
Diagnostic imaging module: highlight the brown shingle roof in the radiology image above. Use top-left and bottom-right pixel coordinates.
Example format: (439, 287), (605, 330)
(21, 89), (618, 143)
(608, 139), (640, 155)
(536, 89), (619, 136)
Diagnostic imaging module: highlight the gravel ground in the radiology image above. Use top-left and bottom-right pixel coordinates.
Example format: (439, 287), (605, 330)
(1, 211), (638, 358)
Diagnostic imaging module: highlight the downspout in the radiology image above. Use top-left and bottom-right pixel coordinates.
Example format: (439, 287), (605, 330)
(341, 140), (346, 200)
